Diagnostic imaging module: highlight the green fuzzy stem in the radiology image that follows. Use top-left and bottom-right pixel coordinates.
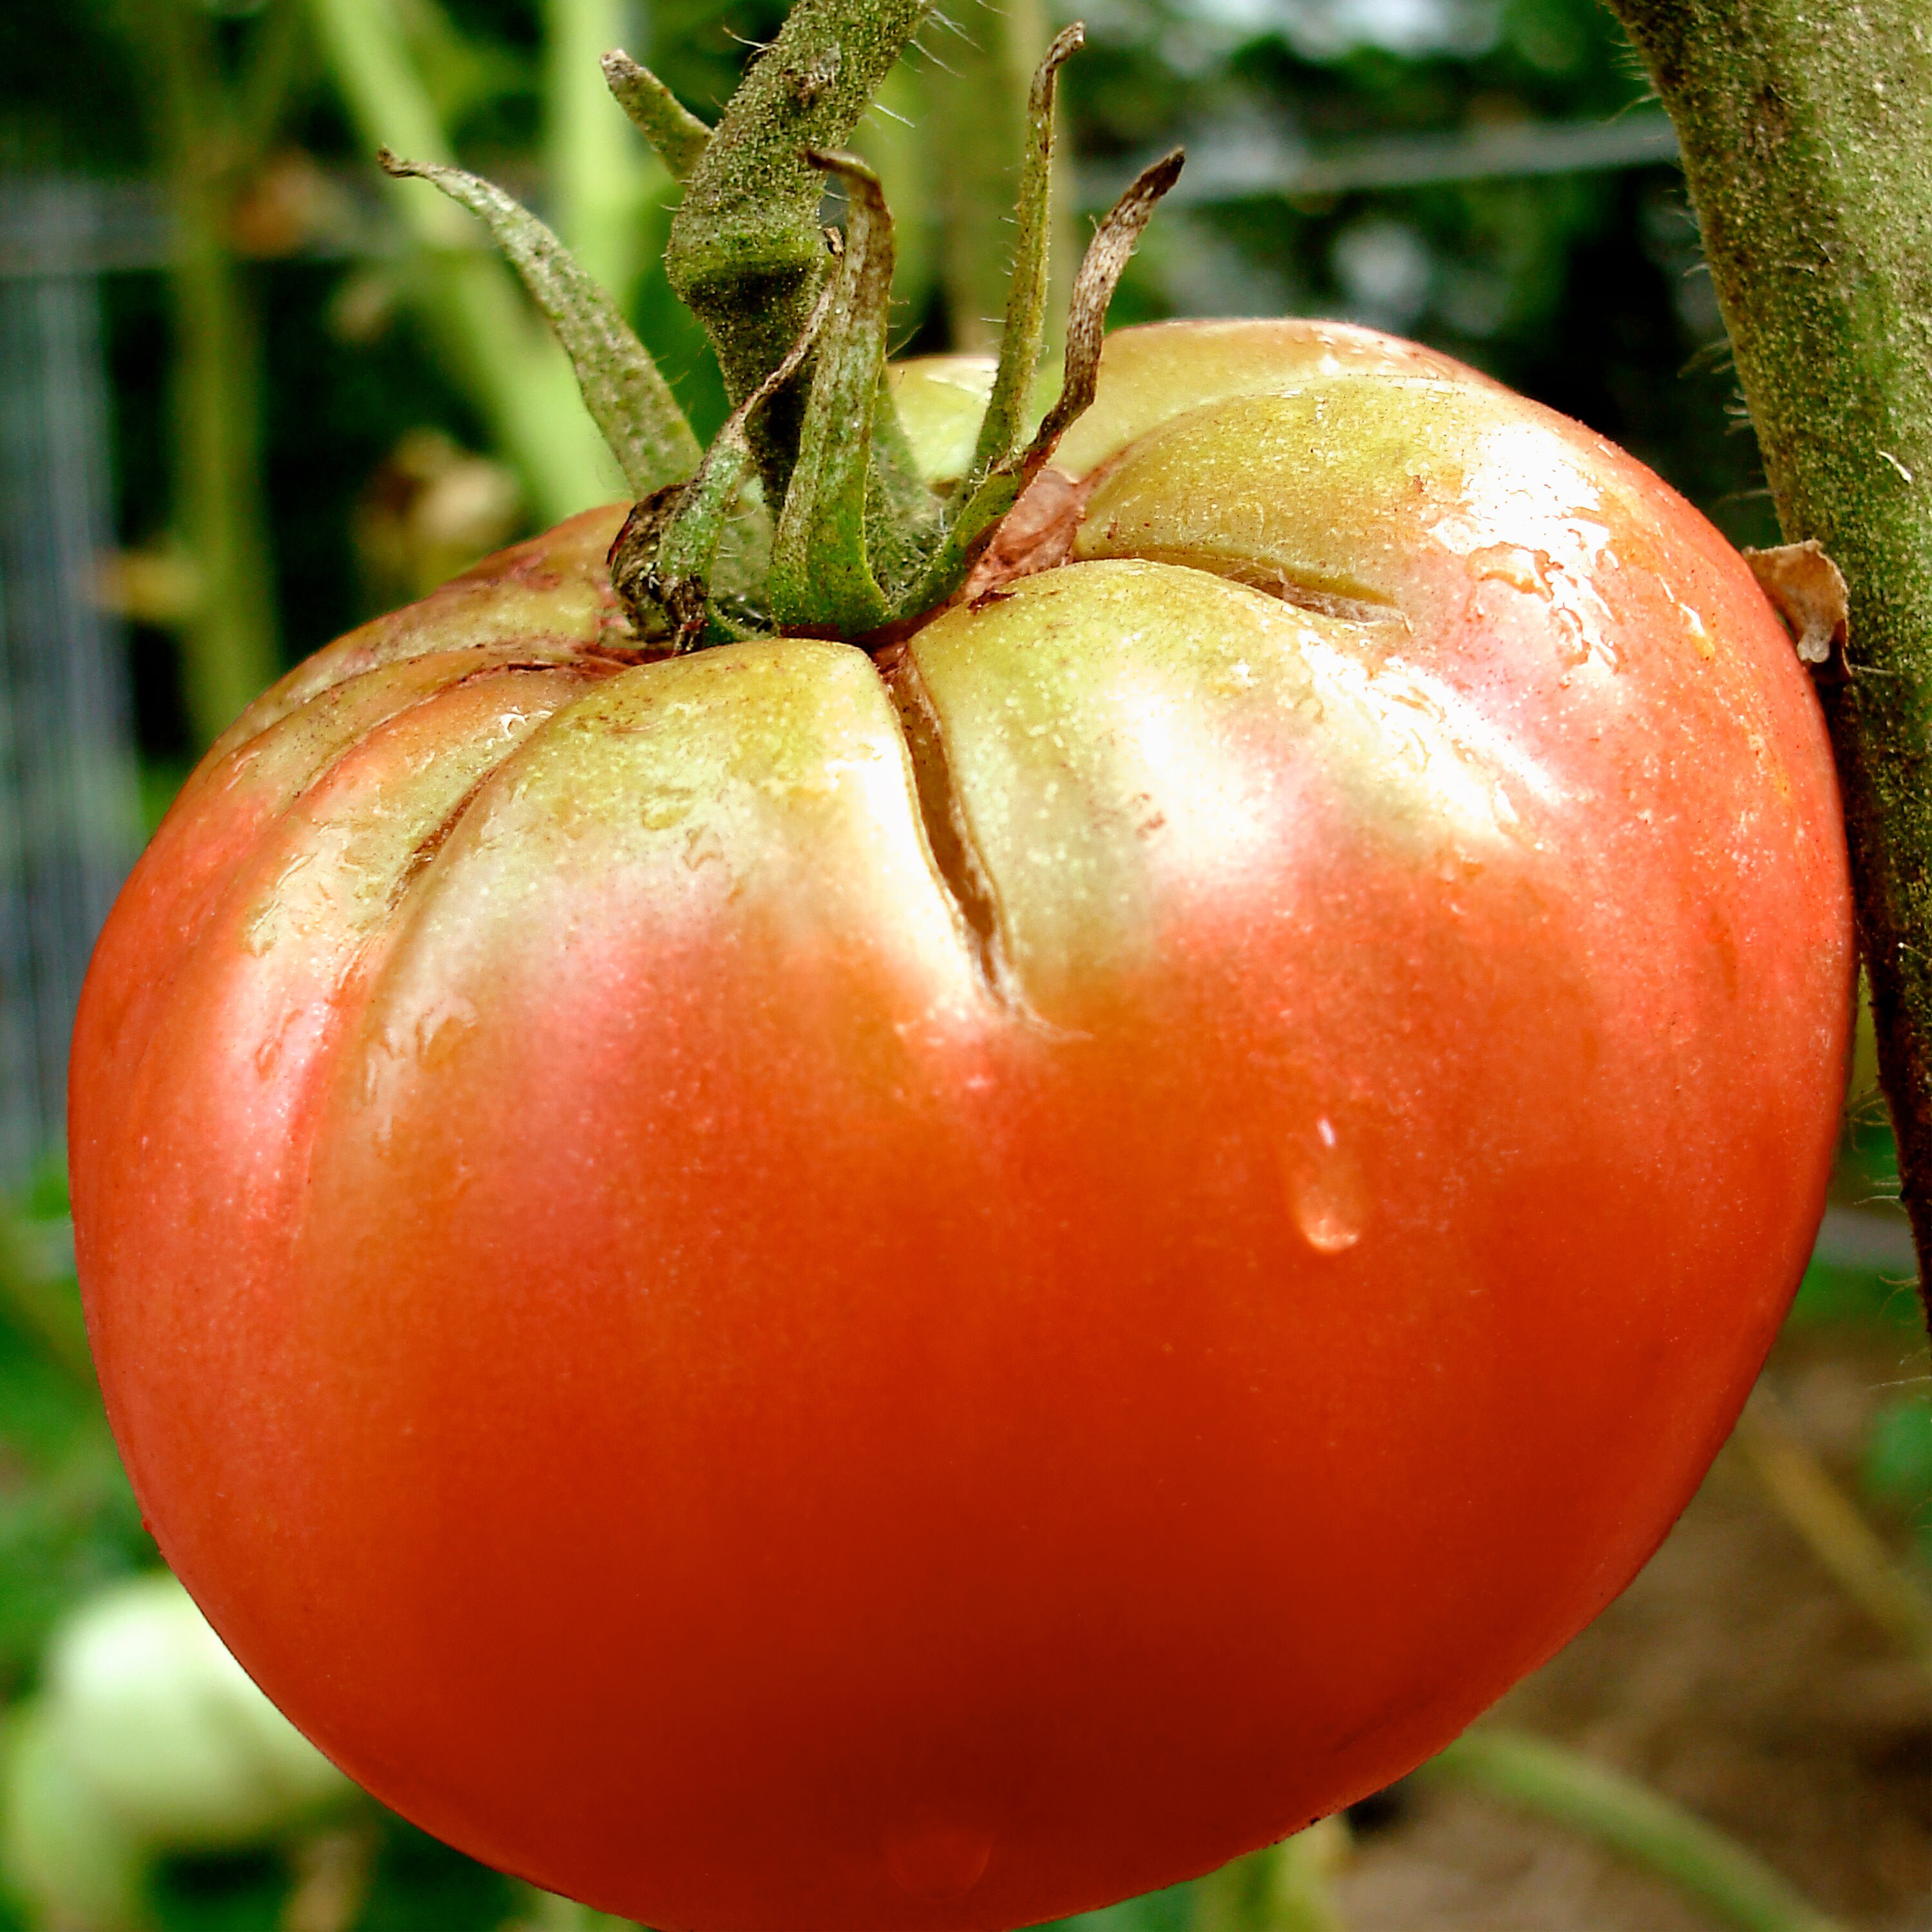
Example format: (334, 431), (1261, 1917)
(663, 0), (932, 475)
(1421, 1730), (1846, 1932)
(1604, 0), (1932, 1327)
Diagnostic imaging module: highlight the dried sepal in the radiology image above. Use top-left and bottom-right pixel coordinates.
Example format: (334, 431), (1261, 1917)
(608, 485), (699, 643)
(1025, 148), (1186, 466)
(895, 147), (1184, 618)
(378, 151), (701, 497)
(601, 51), (713, 183)
(1745, 539), (1850, 666)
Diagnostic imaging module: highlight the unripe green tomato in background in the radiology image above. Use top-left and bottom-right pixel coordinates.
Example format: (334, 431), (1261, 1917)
(3, 1574), (349, 1929)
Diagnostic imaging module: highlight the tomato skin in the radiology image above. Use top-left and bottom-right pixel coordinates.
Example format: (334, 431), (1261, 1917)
(72, 320), (1850, 1931)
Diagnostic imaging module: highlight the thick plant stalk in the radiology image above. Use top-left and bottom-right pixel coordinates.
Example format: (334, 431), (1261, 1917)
(663, 0), (933, 487)
(1604, 1), (1932, 1324)
(303, 0), (621, 523)
(1421, 1730), (1846, 1932)
(142, 0), (281, 744)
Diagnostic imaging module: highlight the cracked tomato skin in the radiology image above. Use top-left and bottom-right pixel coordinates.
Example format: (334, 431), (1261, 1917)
(72, 320), (1851, 1931)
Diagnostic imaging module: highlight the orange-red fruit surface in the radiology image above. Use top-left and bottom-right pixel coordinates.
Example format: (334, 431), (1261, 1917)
(71, 321), (1852, 1931)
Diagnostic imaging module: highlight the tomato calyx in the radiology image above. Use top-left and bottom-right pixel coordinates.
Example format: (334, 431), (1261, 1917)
(379, 6), (1182, 658)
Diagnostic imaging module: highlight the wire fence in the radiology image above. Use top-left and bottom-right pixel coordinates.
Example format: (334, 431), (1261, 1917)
(0, 180), (143, 1187)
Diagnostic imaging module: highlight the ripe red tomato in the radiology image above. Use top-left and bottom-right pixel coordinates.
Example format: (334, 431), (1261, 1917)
(71, 319), (1851, 1931)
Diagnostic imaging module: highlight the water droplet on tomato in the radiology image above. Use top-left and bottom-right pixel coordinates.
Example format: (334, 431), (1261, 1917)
(1286, 1116), (1367, 1256)
(882, 1817), (994, 1901)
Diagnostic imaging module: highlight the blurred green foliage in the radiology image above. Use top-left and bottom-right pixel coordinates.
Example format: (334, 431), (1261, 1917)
(149, 1817), (522, 1932)
(1864, 1394), (1932, 1553)
(0, 1171), (149, 1703)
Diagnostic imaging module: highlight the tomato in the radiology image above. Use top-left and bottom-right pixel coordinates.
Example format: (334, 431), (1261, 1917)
(70, 318), (1852, 1931)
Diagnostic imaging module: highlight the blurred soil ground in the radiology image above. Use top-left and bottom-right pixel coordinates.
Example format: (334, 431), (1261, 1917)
(1335, 1321), (1932, 1930)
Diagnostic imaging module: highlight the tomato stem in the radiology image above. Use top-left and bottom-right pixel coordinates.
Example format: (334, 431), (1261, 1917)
(611, 11), (1178, 646)
(1605, 0), (1932, 1332)
(662, 0), (934, 507)
(372, 2), (1179, 650)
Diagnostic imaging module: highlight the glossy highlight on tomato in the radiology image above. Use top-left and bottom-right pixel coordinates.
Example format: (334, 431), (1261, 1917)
(71, 319), (1852, 1931)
